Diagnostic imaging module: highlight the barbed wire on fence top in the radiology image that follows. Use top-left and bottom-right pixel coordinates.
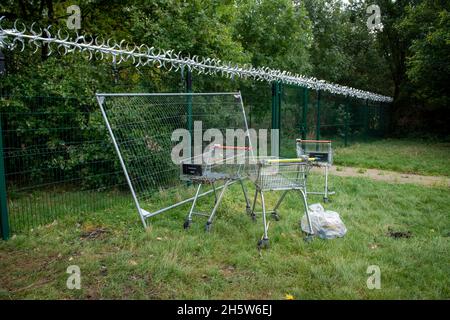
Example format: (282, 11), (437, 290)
(0, 17), (393, 103)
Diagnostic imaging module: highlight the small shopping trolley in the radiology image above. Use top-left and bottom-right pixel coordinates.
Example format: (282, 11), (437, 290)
(296, 139), (335, 202)
(180, 144), (251, 232)
(248, 156), (315, 249)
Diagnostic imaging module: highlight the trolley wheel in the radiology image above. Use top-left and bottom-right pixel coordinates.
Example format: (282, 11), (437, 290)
(323, 197), (329, 203)
(250, 213), (257, 222)
(246, 206), (252, 215)
(257, 238), (270, 250)
(271, 212), (280, 221)
(183, 219), (191, 230)
(303, 235), (314, 243)
(205, 221), (212, 232)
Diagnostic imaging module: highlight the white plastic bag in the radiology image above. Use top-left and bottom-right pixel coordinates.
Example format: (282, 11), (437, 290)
(301, 203), (347, 239)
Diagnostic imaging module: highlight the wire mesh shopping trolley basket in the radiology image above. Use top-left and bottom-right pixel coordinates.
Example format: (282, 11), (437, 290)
(180, 144), (251, 232)
(296, 139), (335, 202)
(248, 156), (315, 249)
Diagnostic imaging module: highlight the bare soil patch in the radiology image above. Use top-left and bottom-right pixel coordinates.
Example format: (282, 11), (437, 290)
(320, 166), (450, 187)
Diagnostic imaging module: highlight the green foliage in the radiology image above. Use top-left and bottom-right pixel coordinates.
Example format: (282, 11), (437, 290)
(303, 0), (351, 82)
(403, 3), (450, 109)
(235, 0), (312, 74)
(3, 54), (112, 98)
(369, 0), (449, 135)
(303, 0), (392, 94)
(130, 0), (248, 63)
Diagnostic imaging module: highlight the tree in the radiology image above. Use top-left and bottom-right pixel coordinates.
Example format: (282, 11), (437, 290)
(129, 0), (247, 64)
(403, 1), (450, 109)
(301, 0), (392, 95)
(303, 0), (349, 82)
(234, 0), (312, 75)
(372, 0), (450, 134)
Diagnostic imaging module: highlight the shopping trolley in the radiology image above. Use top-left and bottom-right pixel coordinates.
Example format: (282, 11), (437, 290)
(248, 156), (315, 249)
(180, 144), (251, 232)
(296, 139), (335, 202)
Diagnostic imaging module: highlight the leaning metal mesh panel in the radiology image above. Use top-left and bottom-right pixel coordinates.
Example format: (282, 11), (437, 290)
(98, 93), (250, 208)
(248, 157), (311, 191)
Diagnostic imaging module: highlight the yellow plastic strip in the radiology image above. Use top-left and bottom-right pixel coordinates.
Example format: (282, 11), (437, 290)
(266, 157), (316, 164)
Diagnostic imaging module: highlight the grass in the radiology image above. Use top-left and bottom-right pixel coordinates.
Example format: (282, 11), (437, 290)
(334, 138), (450, 177)
(1, 174), (449, 299)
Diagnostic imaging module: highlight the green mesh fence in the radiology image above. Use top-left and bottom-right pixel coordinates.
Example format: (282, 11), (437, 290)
(0, 96), (128, 234)
(279, 84), (390, 157)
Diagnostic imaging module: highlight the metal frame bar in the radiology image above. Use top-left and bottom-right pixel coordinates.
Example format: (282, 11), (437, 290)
(298, 189), (314, 235)
(260, 191), (268, 240)
(96, 95), (148, 228)
(186, 183), (202, 223)
(144, 179), (240, 219)
(206, 179), (231, 225)
(96, 92), (240, 97)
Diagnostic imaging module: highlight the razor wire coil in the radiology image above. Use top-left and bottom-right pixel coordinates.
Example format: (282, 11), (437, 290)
(0, 17), (393, 103)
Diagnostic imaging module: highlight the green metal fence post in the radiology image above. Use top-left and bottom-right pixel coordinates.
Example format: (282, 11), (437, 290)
(278, 82), (282, 150)
(186, 69), (193, 146)
(0, 113), (10, 240)
(185, 69), (193, 186)
(344, 97), (350, 147)
(316, 90), (321, 141)
(302, 87), (308, 140)
(385, 102), (391, 136)
(379, 101), (384, 136)
(271, 82), (277, 130)
(271, 81), (281, 155)
(364, 99), (369, 141)
(278, 82), (282, 133)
